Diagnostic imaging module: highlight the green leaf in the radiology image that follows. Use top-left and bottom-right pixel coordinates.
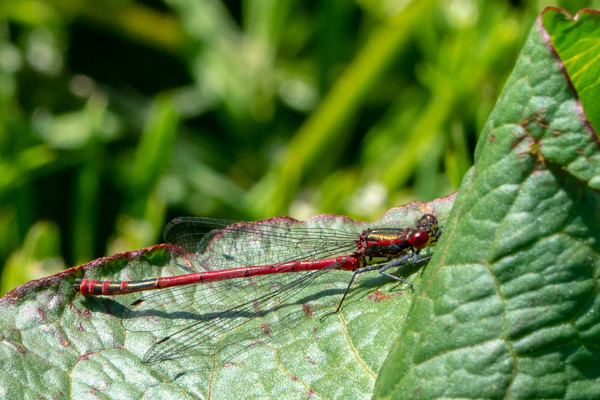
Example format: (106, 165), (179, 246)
(0, 199), (454, 399)
(374, 8), (600, 399)
(543, 8), (600, 133)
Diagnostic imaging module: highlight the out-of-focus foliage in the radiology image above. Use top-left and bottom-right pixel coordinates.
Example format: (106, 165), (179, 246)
(0, 0), (594, 294)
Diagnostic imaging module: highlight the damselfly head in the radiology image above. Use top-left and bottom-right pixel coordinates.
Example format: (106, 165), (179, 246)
(415, 214), (442, 247)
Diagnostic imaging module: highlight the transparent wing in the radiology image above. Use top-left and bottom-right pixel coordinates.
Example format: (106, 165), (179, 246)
(123, 257), (351, 363)
(124, 217), (365, 363)
(163, 216), (362, 267)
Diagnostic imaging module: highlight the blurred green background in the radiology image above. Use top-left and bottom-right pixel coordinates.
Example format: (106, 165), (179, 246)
(0, 0), (593, 294)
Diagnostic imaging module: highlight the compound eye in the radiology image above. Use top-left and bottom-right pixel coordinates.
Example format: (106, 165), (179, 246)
(409, 230), (431, 249)
(416, 214), (437, 231)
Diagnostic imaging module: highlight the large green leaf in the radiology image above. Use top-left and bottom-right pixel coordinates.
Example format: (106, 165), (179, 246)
(374, 7), (600, 399)
(0, 199), (454, 400)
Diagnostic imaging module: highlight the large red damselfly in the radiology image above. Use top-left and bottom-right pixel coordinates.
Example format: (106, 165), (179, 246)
(75, 214), (441, 363)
